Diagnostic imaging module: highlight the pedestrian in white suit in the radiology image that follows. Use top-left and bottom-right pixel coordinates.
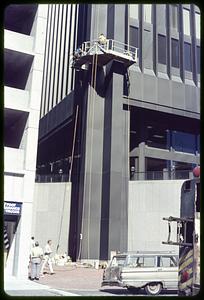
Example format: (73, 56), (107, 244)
(40, 240), (54, 276)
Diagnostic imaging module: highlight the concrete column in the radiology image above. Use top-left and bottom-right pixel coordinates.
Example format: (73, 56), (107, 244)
(130, 157), (138, 180)
(13, 202), (33, 277)
(133, 157), (139, 180)
(106, 4), (128, 257)
(163, 168), (169, 180)
(107, 71), (129, 257)
(138, 142), (145, 180)
(78, 4), (129, 261)
(75, 4), (109, 261)
(12, 5), (48, 278)
(189, 171), (194, 179)
(80, 68), (106, 260)
(79, 61), (129, 261)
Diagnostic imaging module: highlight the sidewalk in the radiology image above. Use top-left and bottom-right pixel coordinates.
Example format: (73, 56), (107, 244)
(4, 274), (78, 296)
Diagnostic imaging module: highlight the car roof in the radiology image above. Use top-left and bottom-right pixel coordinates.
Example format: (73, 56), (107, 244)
(114, 251), (177, 257)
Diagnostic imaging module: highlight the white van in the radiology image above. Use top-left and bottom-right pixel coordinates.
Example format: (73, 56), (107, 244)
(101, 251), (178, 295)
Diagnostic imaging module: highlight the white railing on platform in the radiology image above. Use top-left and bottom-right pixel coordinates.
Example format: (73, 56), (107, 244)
(80, 39), (138, 62)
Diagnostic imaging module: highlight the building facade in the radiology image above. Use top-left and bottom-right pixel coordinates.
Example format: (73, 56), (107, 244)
(4, 5), (48, 277)
(36, 4), (200, 262)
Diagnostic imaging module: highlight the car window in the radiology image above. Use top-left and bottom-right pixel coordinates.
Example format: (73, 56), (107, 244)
(171, 256), (178, 266)
(160, 256), (178, 267)
(144, 256), (155, 267)
(127, 256), (155, 268)
(111, 256), (126, 267)
(127, 256), (139, 267)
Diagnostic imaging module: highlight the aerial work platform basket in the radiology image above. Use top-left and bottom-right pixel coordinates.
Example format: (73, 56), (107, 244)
(72, 39), (138, 70)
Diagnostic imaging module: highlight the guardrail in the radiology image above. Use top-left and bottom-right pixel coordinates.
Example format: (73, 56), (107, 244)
(36, 169), (193, 183)
(35, 174), (69, 183)
(80, 39), (138, 61)
(130, 170), (194, 181)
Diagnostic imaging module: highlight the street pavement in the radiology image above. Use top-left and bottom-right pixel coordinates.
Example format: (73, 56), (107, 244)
(36, 263), (104, 290)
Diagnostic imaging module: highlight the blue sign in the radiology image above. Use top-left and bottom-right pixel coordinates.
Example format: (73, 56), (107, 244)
(4, 202), (22, 216)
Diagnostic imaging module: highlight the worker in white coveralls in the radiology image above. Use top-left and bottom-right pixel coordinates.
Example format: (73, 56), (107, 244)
(98, 33), (107, 46)
(40, 240), (54, 276)
(30, 241), (43, 280)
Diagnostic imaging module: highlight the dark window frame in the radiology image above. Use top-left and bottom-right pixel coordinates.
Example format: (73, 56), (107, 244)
(129, 25), (139, 48)
(184, 42), (192, 72)
(158, 34), (167, 64)
(196, 46), (200, 74)
(171, 38), (179, 68)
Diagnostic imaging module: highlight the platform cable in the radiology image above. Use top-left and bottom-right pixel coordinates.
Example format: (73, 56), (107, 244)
(56, 105), (79, 254)
(126, 6), (132, 250)
(69, 105), (79, 182)
(121, 66), (131, 251)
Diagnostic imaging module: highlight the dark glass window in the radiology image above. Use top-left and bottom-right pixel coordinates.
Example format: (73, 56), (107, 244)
(171, 38), (179, 68)
(184, 42), (192, 71)
(197, 46), (200, 74)
(146, 124), (168, 149)
(146, 158), (167, 180)
(172, 131), (196, 154)
(129, 26), (139, 48)
(158, 34), (166, 64)
(173, 161), (196, 180)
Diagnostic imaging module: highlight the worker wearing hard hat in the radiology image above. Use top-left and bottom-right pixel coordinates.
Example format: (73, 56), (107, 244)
(98, 33), (107, 46)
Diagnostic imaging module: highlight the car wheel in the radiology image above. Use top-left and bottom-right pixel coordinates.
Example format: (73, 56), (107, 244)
(127, 287), (140, 294)
(145, 283), (162, 295)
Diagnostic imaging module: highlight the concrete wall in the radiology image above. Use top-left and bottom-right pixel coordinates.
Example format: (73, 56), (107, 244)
(32, 182), (72, 257)
(128, 180), (185, 254)
(4, 87), (30, 111)
(4, 174), (24, 202)
(32, 180), (183, 261)
(4, 29), (34, 54)
(128, 70), (200, 119)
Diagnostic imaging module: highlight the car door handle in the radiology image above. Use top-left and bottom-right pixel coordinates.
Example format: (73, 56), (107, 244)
(158, 268), (162, 271)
